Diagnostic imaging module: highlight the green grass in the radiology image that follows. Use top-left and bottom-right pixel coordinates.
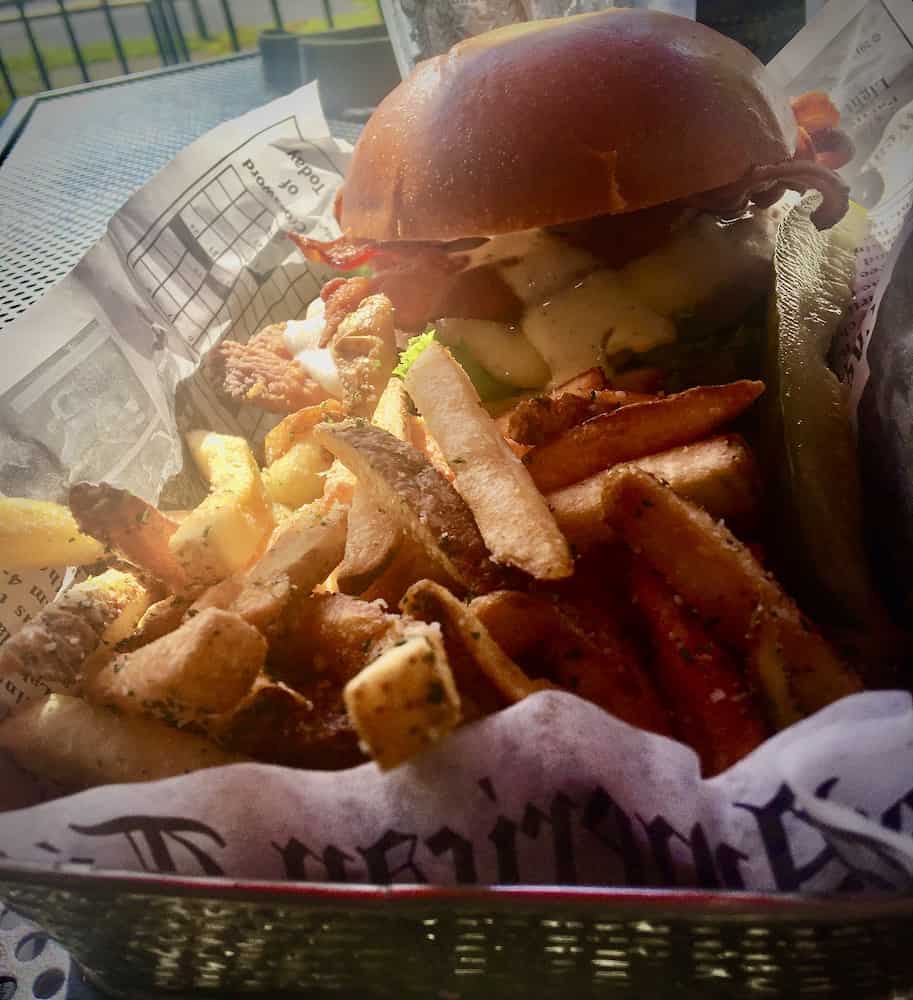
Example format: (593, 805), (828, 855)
(1, 1), (382, 115)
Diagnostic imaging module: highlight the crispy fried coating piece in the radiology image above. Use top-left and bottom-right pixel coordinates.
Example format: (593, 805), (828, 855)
(214, 324), (325, 414)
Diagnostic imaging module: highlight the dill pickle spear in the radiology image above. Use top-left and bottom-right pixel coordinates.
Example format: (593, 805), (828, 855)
(760, 197), (893, 633)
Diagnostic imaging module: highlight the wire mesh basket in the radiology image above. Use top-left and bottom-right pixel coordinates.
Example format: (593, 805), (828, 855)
(0, 863), (911, 997)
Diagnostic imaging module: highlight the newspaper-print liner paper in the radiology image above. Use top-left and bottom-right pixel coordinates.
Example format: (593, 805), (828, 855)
(1, 0), (913, 892)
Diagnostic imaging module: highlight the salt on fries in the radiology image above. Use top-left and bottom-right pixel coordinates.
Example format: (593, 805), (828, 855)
(0, 339), (864, 781)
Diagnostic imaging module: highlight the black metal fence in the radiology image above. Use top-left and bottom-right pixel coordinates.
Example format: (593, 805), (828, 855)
(0, 0), (373, 104)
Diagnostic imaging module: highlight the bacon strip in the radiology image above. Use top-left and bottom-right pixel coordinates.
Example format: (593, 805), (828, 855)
(691, 159), (849, 230)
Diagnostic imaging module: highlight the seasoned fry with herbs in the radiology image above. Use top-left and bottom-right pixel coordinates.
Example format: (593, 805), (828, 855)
(602, 465), (862, 713)
(169, 431), (274, 588)
(314, 419), (504, 595)
(69, 482), (189, 592)
(0, 569), (154, 690)
(344, 624), (460, 770)
(88, 607), (266, 725)
(524, 380), (764, 492)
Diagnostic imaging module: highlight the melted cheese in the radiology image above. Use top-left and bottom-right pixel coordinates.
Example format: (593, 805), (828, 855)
(523, 271), (677, 386)
(282, 296), (343, 397)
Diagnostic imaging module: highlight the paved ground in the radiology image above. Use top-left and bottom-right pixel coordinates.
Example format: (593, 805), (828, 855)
(0, 0), (361, 57)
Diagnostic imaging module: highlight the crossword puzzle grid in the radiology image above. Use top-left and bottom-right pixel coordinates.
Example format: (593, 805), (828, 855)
(129, 163), (320, 353)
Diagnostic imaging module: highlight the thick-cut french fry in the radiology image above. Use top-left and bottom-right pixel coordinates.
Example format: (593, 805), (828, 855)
(361, 534), (453, 608)
(470, 589), (670, 735)
(602, 466), (861, 712)
(401, 580), (549, 708)
(524, 380), (764, 492)
(117, 594), (191, 654)
(169, 431), (274, 588)
(69, 482), (189, 592)
(746, 612), (804, 731)
(88, 607), (265, 724)
(268, 592), (396, 691)
(0, 694), (245, 789)
(408, 414), (455, 481)
(344, 624), (460, 769)
(262, 439), (333, 509)
(0, 496), (106, 569)
(262, 402), (344, 510)
(212, 677), (363, 770)
(264, 400), (344, 465)
(245, 498), (347, 594)
(314, 420), (503, 595)
(633, 435), (761, 533)
(547, 435), (761, 551)
(191, 501), (348, 630)
(507, 389), (654, 445)
(0, 568), (153, 689)
(405, 342), (573, 580)
(337, 378), (410, 595)
(370, 375), (412, 441)
(631, 559), (767, 775)
(335, 488), (398, 594)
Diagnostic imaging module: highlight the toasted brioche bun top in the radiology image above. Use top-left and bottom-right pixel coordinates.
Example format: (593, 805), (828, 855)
(339, 10), (797, 242)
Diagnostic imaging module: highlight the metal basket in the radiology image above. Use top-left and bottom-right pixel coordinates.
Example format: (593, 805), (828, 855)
(0, 862), (911, 997)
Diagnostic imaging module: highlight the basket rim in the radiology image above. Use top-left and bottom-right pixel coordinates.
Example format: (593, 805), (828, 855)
(0, 858), (911, 922)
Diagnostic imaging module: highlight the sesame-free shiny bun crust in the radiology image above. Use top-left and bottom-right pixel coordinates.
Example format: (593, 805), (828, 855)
(340, 10), (797, 241)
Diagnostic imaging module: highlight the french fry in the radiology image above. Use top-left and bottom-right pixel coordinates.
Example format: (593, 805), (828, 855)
(524, 380), (764, 492)
(408, 414), (455, 481)
(268, 592), (396, 691)
(344, 623), (461, 769)
(470, 589), (671, 735)
(507, 389), (654, 445)
(337, 378), (410, 595)
(0, 694), (245, 789)
(0, 568), (153, 689)
(405, 342), (573, 580)
(190, 501), (348, 630)
(401, 580), (549, 709)
(631, 559), (767, 774)
(69, 482), (189, 592)
(116, 594), (191, 654)
(746, 612), (804, 731)
(212, 677), (364, 770)
(547, 435), (761, 551)
(88, 607), (265, 724)
(335, 488), (399, 594)
(169, 431), (274, 588)
(262, 439), (333, 509)
(314, 420), (503, 595)
(0, 496), (106, 569)
(633, 434), (761, 534)
(264, 400), (344, 465)
(602, 466), (862, 713)
(360, 533), (454, 608)
(262, 400), (342, 509)
(370, 374), (412, 440)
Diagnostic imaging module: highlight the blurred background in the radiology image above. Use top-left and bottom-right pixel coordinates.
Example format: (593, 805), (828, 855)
(0, 0), (384, 116)
(0, 0), (833, 119)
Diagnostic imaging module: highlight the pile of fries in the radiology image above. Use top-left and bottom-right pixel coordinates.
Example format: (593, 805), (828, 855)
(0, 331), (863, 790)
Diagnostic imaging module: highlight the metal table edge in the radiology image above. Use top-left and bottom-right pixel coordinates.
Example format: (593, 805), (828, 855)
(0, 51), (260, 164)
